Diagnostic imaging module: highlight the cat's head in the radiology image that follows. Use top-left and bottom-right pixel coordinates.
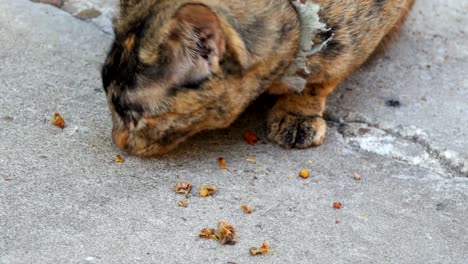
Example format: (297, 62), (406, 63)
(103, 1), (225, 110)
(101, 1), (246, 156)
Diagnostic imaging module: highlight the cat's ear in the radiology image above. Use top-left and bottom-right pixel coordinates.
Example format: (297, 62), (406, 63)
(155, 4), (226, 87)
(171, 4), (226, 60)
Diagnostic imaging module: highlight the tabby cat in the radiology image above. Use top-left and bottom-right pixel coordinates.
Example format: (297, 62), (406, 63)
(102, 0), (415, 156)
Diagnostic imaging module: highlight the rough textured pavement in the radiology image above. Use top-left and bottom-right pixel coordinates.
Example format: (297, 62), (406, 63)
(1, 0), (467, 263)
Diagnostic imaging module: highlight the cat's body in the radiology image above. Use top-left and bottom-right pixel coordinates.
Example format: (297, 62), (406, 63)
(102, 0), (415, 156)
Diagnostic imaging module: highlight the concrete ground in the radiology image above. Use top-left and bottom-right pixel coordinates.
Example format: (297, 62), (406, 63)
(0, 0), (467, 263)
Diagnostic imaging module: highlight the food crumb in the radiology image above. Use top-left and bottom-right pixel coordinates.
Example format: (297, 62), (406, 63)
(246, 157), (256, 163)
(240, 204), (253, 214)
(333, 202), (343, 209)
(218, 157), (228, 170)
(199, 185), (217, 197)
(250, 242), (271, 256)
(217, 220), (237, 245)
(199, 228), (217, 239)
(299, 169), (310, 179)
(115, 155), (125, 163)
(199, 220), (237, 245)
(177, 199), (189, 208)
(173, 181), (193, 195)
(51, 112), (65, 129)
(354, 172), (362, 181)
(244, 130), (258, 145)
(308, 160), (313, 165)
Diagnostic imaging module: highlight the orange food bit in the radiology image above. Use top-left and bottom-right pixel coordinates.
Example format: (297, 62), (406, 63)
(115, 155), (125, 163)
(199, 185), (217, 197)
(246, 157), (256, 163)
(250, 242), (271, 256)
(199, 228), (217, 239)
(51, 112), (65, 129)
(216, 220), (237, 245)
(333, 202), (343, 209)
(199, 221), (237, 245)
(299, 169), (310, 179)
(240, 204), (253, 214)
(173, 181), (193, 195)
(177, 199), (189, 208)
(218, 157), (228, 170)
(243, 130), (258, 145)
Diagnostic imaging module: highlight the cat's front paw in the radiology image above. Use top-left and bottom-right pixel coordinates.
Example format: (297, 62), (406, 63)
(267, 110), (327, 149)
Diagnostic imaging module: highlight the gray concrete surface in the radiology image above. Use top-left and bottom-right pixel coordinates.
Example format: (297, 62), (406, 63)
(60, 0), (118, 34)
(1, 0), (467, 263)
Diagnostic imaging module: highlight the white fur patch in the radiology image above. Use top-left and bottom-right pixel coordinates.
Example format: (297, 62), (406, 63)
(282, 1), (334, 93)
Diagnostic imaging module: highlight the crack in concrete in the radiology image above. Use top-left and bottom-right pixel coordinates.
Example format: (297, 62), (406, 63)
(328, 116), (467, 178)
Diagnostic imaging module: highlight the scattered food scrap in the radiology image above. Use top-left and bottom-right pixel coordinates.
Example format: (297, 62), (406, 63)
(333, 202), (343, 209)
(240, 204), (253, 214)
(244, 130), (258, 145)
(354, 172), (362, 181)
(199, 185), (217, 197)
(216, 221), (237, 245)
(246, 157), (256, 163)
(308, 160), (314, 165)
(114, 155), (125, 163)
(173, 181), (193, 195)
(199, 228), (217, 239)
(199, 220), (237, 245)
(250, 242), (272, 256)
(218, 157), (228, 170)
(51, 112), (65, 129)
(177, 199), (189, 208)
(299, 169), (310, 179)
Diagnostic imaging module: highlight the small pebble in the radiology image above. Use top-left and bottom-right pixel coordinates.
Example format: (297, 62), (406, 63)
(2, 116), (14, 122)
(75, 8), (102, 20)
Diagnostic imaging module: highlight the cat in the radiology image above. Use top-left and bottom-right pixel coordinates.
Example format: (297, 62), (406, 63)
(102, 0), (415, 156)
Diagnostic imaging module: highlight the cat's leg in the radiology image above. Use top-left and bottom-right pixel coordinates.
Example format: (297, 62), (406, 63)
(266, 79), (339, 149)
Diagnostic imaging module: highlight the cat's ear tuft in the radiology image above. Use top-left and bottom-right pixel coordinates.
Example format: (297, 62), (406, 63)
(172, 4), (225, 59)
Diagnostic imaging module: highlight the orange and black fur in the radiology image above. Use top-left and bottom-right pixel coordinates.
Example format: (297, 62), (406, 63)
(102, 0), (415, 156)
